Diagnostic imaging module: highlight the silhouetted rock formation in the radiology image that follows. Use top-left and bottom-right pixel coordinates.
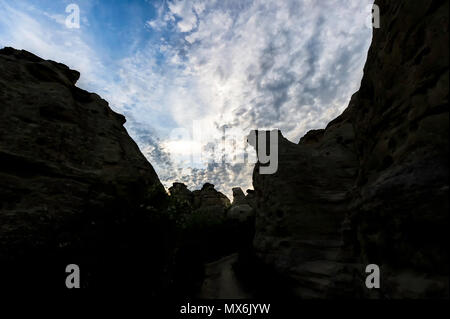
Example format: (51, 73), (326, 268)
(251, 0), (449, 298)
(228, 187), (255, 222)
(192, 183), (231, 213)
(251, 124), (358, 298)
(231, 187), (246, 205)
(0, 47), (170, 291)
(169, 182), (194, 204)
(168, 182), (230, 213)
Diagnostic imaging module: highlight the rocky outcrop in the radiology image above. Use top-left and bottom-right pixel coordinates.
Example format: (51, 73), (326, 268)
(192, 183), (231, 214)
(342, 0), (449, 298)
(231, 187), (246, 205)
(169, 182), (194, 204)
(251, 0), (448, 298)
(228, 187), (255, 222)
(0, 47), (170, 291)
(168, 182), (230, 214)
(251, 121), (358, 298)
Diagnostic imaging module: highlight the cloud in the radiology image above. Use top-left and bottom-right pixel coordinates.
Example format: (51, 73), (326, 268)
(129, 0), (374, 194)
(168, 0), (198, 32)
(0, 0), (106, 91)
(0, 0), (374, 197)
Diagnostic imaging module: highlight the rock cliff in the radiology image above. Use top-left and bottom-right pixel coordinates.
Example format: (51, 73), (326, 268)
(0, 47), (170, 291)
(228, 187), (255, 222)
(192, 183), (231, 212)
(251, 0), (448, 298)
(168, 182), (230, 213)
(169, 182), (194, 204)
(0, 0), (447, 299)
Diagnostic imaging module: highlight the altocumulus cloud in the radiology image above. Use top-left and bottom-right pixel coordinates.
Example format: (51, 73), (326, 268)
(0, 0), (374, 198)
(136, 0), (374, 196)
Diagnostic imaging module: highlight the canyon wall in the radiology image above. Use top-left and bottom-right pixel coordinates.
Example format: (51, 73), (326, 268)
(0, 0), (447, 298)
(251, 0), (449, 298)
(0, 47), (171, 291)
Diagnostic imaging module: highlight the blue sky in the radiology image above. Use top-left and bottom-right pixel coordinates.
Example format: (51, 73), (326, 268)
(0, 0), (374, 197)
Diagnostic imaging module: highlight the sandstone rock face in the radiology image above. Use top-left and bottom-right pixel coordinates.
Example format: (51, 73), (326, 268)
(228, 205), (254, 223)
(343, 0), (449, 298)
(251, 121), (358, 298)
(245, 189), (256, 208)
(231, 187), (246, 205)
(0, 48), (169, 290)
(251, 0), (448, 298)
(228, 187), (255, 222)
(169, 182), (194, 204)
(167, 182), (231, 221)
(192, 183), (231, 214)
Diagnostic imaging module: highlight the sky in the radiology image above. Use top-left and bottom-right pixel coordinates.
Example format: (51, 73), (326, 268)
(0, 0), (374, 198)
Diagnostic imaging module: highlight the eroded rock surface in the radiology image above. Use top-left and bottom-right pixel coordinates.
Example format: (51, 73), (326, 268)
(169, 182), (194, 204)
(192, 183), (231, 215)
(251, 120), (358, 298)
(228, 187), (255, 222)
(0, 47), (170, 291)
(251, 0), (448, 298)
(168, 182), (230, 214)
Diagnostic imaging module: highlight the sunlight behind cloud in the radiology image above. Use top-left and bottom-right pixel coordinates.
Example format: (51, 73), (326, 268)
(0, 0), (374, 196)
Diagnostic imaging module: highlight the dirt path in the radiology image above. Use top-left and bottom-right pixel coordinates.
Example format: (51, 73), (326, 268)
(197, 253), (253, 299)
